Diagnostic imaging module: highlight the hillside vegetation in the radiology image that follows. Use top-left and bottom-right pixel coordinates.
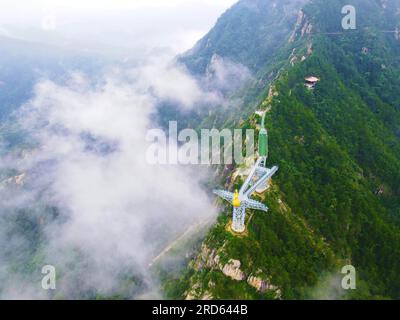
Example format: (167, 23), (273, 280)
(166, 0), (400, 300)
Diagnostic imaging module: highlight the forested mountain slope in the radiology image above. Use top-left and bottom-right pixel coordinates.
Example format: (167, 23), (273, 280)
(180, 0), (309, 74)
(161, 0), (310, 132)
(166, 0), (400, 300)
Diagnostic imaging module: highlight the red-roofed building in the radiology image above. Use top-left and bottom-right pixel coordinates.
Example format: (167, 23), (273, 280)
(305, 76), (320, 89)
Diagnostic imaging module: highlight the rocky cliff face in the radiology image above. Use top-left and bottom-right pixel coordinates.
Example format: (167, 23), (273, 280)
(0, 173), (26, 187)
(185, 244), (282, 300)
(180, 0), (311, 74)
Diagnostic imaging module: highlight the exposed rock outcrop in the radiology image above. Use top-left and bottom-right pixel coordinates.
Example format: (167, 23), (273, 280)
(1, 173), (26, 187)
(193, 244), (222, 270)
(222, 259), (246, 281)
(247, 275), (281, 298)
(289, 10), (305, 43)
(202, 291), (214, 300)
(185, 282), (201, 300)
(189, 244), (282, 299)
(289, 10), (313, 43)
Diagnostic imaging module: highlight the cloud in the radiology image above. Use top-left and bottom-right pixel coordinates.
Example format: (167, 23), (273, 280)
(130, 55), (222, 110)
(0, 63), (218, 299)
(307, 273), (348, 300)
(203, 54), (253, 94)
(0, 0), (238, 53)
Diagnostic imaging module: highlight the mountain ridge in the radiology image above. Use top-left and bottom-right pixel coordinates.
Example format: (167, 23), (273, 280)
(164, 0), (400, 300)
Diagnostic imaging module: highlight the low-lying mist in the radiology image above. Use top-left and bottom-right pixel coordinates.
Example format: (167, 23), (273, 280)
(0, 52), (252, 299)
